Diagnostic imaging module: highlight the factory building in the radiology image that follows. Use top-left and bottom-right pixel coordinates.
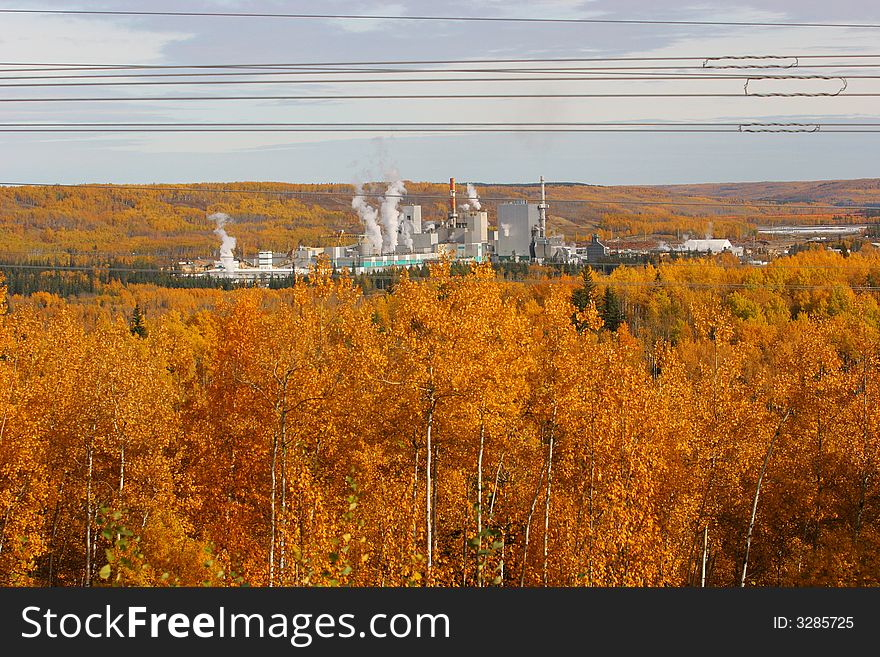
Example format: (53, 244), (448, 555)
(495, 177), (558, 262)
(399, 205), (422, 236)
(677, 238), (744, 257)
(496, 201), (540, 260)
(582, 234), (610, 262)
(197, 176), (583, 280)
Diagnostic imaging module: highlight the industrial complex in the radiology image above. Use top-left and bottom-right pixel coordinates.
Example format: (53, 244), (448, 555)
(182, 177), (762, 281)
(190, 177), (589, 280)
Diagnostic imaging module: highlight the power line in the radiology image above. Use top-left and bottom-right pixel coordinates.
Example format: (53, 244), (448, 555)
(0, 122), (877, 133)
(1, 8), (880, 29)
(6, 92), (880, 103)
(0, 182), (876, 212)
(3, 73), (880, 88)
(5, 54), (880, 71)
(7, 64), (880, 80)
(0, 68), (777, 81)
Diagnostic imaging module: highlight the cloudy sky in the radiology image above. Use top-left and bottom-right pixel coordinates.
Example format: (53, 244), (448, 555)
(0, 0), (878, 185)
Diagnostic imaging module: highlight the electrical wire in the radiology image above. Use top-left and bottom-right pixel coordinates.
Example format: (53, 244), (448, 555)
(6, 73), (880, 88)
(1, 8), (880, 30)
(0, 55), (874, 100)
(0, 122), (878, 132)
(7, 64), (880, 80)
(5, 92), (880, 103)
(5, 54), (880, 72)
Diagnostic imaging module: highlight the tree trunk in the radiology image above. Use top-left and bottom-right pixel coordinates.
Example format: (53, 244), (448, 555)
(588, 447), (595, 586)
(741, 410), (791, 587)
(269, 427), (279, 587)
(279, 411), (288, 583)
(278, 429), (289, 583)
(84, 436), (93, 587)
(542, 431), (555, 587)
(519, 467), (546, 587)
(701, 526), (709, 587)
(500, 533), (506, 586)
(48, 479), (64, 586)
(855, 360), (870, 541)
(425, 392), (435, 580)
(118, 440), (125, 501)
(476, 417), (485, 587)
(489, 453), (505, 587)
(412, 442), (419, 553)
(812, 409), (823, 551)
(432, 439), (439, 569)
(488, 453), (504, 521)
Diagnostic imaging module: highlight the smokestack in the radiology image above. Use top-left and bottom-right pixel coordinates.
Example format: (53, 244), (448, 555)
(448, 177), (457, 227)
(538, 175), (548, 239)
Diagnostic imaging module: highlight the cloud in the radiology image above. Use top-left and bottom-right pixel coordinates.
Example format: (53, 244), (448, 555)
(0, 14), (192, 63)
(330, 3), (409, 33)
(475, 0), (600, 19)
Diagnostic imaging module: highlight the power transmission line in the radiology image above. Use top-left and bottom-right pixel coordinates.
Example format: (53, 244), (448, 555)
(4, 73), (880, 88)
(0, 55), (873, 99)
(0, 122), (877, 132)
(6, 92), (880, 103)
(6, 64), (880, 80)
(5, 54), (880, 71)
(1, 8), (879, 29)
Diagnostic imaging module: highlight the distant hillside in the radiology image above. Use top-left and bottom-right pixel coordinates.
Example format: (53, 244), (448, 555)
(659, 178), (880, 207)
(0, 178), (874, 261)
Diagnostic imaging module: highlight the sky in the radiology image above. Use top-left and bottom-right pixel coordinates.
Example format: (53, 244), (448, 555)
(0, 0), (878, 185)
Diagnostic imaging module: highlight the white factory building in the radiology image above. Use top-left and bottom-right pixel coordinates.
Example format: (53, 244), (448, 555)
(196, 177), (584, 280)
(676, 238), (744, 257)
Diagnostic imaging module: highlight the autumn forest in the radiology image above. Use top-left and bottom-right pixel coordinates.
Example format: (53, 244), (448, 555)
(1, 241), (879, 588)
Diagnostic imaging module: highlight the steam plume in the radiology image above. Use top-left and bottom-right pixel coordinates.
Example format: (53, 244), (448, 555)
(352, 186), (382, 255)
(460, 183), (481, 211)
(401, 218), (414, 251)
(381, 178), (407, 253)
(210, 212), (237, 272)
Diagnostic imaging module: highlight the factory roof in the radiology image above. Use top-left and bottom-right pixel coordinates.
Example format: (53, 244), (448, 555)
(679, 238), (735, 252)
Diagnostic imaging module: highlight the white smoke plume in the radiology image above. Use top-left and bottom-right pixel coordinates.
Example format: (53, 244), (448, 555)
(460, 183), (481, 212)
(400, 218), (414, 251)
(352, 186), (383, 255)
(210, 212), (237, 272)
(705, 221), (714, 240)
(381, 178), (407, 253)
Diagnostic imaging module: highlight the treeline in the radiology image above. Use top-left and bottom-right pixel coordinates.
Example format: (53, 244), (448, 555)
(0, 248), (879, 587)
(0, 258), (601, 298)
(0, 260), (239, 296)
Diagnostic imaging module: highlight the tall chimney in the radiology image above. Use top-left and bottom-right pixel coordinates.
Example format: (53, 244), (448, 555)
(538, 175), (548, 238)
(448, 177), (457, 227)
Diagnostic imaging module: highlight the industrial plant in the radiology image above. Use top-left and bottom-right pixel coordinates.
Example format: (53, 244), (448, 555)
(189, 177), (586, 280)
